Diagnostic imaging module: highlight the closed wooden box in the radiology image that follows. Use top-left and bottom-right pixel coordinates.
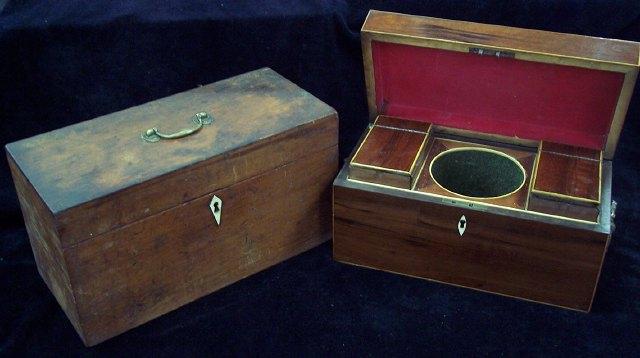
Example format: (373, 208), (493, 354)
(333, 11), (639, 312)
(6, 68), (338, 346)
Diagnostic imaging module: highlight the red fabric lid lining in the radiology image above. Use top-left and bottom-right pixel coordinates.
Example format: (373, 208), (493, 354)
(372, 41), (625, 150)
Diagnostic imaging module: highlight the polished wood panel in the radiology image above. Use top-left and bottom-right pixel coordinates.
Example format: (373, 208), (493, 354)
(533, 142), (601, 203)
(363, 10), (640, 65)
(65, 145), (337, 346)
(333, 184), (608, 311)
(349, 116), (429, 188)
(414, 137), (535, 209)
(352, 126), (425, 172)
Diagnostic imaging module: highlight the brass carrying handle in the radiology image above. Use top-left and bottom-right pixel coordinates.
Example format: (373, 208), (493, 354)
(141, 112), (213, 143)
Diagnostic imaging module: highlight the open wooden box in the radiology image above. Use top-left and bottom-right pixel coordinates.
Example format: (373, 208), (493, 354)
(333, 10), (640, 311)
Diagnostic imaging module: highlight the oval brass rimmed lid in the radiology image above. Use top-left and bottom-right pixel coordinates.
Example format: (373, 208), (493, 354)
(429, 147), (526, 199)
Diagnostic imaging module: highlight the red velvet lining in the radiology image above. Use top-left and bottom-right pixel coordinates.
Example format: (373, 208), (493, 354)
(372, 41), (624, 150)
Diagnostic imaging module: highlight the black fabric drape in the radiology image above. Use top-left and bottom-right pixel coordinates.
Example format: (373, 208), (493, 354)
(1, 1), (639, 355)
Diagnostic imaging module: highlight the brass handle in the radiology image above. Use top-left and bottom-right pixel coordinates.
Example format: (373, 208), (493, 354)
(141, 112), (213, 143)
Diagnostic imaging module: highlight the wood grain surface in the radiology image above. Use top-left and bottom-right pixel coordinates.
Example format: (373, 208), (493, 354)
(352, 126), (425, 172)
(7, 156), (84, 337)
(534, 142), (601, 203)
(349, 115), (428, 188)
(6, 68), (338, 247)
(333, 184), (608, 311)
(65, 145), (337, 346)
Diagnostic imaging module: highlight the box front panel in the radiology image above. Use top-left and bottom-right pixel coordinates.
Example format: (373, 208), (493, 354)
(333, 185), (608, 311)
(63, 144), (338, 346)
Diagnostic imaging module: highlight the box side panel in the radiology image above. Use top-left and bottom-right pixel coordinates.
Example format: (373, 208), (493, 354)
(63, 144), (338, 346)
(56, 114), (338, 248)
(7, 155), (84, 338)
(333, 184), (608, 311)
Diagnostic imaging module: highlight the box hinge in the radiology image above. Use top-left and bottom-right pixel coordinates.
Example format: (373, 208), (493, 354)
(469, 47), (515, 59)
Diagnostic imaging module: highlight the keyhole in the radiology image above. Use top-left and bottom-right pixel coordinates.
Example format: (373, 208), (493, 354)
(213, 202), (220, 213)
(457, 215), (467, 236)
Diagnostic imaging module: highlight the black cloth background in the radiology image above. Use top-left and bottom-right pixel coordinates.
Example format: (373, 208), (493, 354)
(1, 1), (640, 355)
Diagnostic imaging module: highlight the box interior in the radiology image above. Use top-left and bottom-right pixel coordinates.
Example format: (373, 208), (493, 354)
(348, 115), (601, 223)
(371, 41), (625, 150)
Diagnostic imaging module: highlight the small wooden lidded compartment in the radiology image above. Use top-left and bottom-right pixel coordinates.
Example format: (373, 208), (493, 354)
(334, 10), (640, 312)
(349, 115), (430, 188)
(532, 142), (602, 204)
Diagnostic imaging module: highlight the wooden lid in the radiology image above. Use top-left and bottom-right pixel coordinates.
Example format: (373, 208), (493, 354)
(6, 68), (337, 246)
(361, 10), (640, 159)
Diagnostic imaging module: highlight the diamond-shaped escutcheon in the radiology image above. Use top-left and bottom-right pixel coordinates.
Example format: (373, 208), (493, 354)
(209, 195), (222, 226)
(458, 215), (466, 236)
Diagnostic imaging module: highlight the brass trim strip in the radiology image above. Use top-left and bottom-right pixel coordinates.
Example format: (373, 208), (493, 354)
(375, 124), (429, 134)
(350, 162), (412, 175)
(542, 150), (600, 162)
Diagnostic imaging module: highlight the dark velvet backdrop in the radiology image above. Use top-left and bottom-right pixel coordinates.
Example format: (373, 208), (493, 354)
(1, 1), (639, 355)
